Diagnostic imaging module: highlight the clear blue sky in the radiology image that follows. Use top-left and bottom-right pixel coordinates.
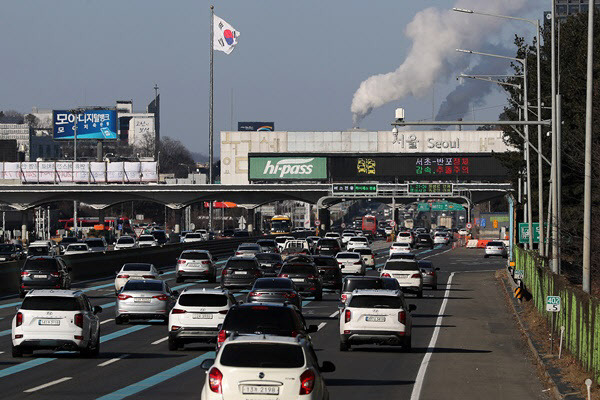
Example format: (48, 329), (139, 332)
(1, 0), (544, 154)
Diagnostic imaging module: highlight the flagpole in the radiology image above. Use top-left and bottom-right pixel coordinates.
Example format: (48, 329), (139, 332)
(209, 4), (214, 233)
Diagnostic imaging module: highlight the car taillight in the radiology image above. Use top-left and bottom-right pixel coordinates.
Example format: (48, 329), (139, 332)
(345, 309), (351, 323)
(428, 271), (435, 276)
(142, 275), (155, 279)
(171, 325), (181, 331)
(49, 272), (60, 277)
(16, 312), (23, 327)
(117, 294), (132, 300)
(307, 275), (316, 280)
(291, 330), (299, 337)
(299, 369), (315, 395)
(208, 367), (223, 393)
(74, 313), (83, 328)
(411, 274), (421, 279)
(171, 308), (186, 314)
(398, 311), (406, 324)
(341, 294), (347, 302)
(117, 274), (130, 279)
(284, 292), (297, 298)
(218, 310), (229, 314)
(177, 260), (185, 264)
(217, 329), (227, 344)
(235, 251), (242, 255)
(153, 294), (168, 301)
(279, 274), (289, 278)
(248, 292), (261, 297)
(201, 261), (210, 264)
(20, 271), (29, 277)
(381, 273), (391, 278)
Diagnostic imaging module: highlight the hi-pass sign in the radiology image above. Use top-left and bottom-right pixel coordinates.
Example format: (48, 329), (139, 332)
(248, 156), (327, 181)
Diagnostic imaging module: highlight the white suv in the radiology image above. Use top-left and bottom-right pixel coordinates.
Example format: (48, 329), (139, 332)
(200, 335), (335, 400)
(339, 289), (415, 351)
(396, 232), (414, 245)
(346, 236), (369, 251)
(336, 252), (366, 275)
(115, 263), (161, 294)
(114, 235), (137, 250)
(12, 289), (102, 357)
(168, 288), (236, 350)
(389, 242), (412, 256)
(380, 259), (424, 298)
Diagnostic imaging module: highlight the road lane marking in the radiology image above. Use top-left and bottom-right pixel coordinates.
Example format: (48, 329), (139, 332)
(0, 358), (55, 378)
(151, 337), (168, 345)
(100, 319), (113, 325)
(98, 354), (130, 367)
(24, 377), (72, 393)
(421, 248), (452, 260)
(410, 272), (455, 400)
(100, 325), (149, 343)
(329, 310), (339, 318)
(317, 322), (327, 331)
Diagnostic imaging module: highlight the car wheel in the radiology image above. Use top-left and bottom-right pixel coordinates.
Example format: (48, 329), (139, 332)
(81, 336), (100, 358)
(11, 345), (23, 358)
(484, 255), (489, 258)
(315, 290), (323, 301)
(417, 289), (423, 298)
(115, 316), (124, 325)
(339, 341), (350, 352)
(175, 276), (184, 283)
(168, 338), (179, 351)
(403, 336), (412, 351)
(208, 273), (217, 284)
(19, 291), (25, 299)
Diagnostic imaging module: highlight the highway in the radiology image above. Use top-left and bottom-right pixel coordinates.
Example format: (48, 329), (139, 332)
(0, 242), (549, 399)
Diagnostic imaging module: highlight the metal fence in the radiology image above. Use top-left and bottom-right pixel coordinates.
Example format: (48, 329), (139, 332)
(515, 246), (600, 381)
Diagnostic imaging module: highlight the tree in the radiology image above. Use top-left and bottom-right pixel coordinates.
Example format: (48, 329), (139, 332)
(158, 137), (195, 177)
(0, 110), (24, 124)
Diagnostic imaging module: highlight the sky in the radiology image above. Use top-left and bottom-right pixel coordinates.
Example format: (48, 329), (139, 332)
(1, 0), (545, 155)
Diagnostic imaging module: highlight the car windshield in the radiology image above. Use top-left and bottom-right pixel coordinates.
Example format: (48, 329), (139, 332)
(313, 257), (337, 267)
(28, 247), (49, 255)
(85, 239), (104, 246)
(354, 248), (372, 255)
(385, 261), (419, 271)
(224, 307), (300, 332)
(117, 237), (135, 244)
(178, 294), (227, 307)
(68, 244), (87, 251)
(337, 253), (360, 259)
(185, 233), (202, 239)
(180, 252), (209, 260)
(280, 264), (316, 274)
(253, 279), (294, 289)
(255, 253), (282, 262)
(0, 244), (14, 251)
(122, 264), (152, 271)
(21, 296), (79, 311)
(220, 343), (305, 368)
(488, 241), (504, 246)
(349, 295), (402, 309)
(122, 281), (163, 292)
(226, 260), (257, 269)
(344, 279), (383, 292)
(23, 259), (58, 271)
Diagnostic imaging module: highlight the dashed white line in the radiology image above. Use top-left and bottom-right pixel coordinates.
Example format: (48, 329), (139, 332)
(421, 248), (452, 260)
(151, 336), (169, 345)
(98, 354), (130, 367)
(100, 319), (113, 325)
(24, 377), (72, 392)
(317, 322), (327, 331)
(329, 310), (339, 318)
(0, 351), (4, 355)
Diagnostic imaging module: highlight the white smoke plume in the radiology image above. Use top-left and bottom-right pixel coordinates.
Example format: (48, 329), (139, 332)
(351, 0), (534, 125)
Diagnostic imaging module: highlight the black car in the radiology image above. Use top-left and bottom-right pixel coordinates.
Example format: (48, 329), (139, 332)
(315, 238), (342, 256)
(340, 276), (387, 303)
(256, 239), (278, 253)
(278, 261), (323, 300)
(414, 234), (434, 249)
(233, 230), (250, 238)
(0, 243), (25, 261)
(217, 303), (317, 349)
(19, 256), (72, 297)
(220, 256), (262, 290)
(58, 237), (78, 253)
(151, 230), (168, 245)
(312, 255), (343, 291)
(246, 278), (302, 310)
(254, 253), (283, 277)
(221, 229), (235, 238)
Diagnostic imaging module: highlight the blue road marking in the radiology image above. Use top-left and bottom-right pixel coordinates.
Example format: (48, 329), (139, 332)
(0, 358), (55, 378)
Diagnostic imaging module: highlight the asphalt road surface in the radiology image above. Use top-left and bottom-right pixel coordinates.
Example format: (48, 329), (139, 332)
(0, 242), (550, 399)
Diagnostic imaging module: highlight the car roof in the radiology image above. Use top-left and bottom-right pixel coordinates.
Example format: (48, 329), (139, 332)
(350, 289), (402, 297)
(26, 289), (83, 297)
(123, 279), (163, 285)
(181, 249), (210, 254)
(26, 256), (56, 260)
(122, 262), (154, 268)
(223, 334), (302, 345)
(336, 252), (360, 256)
(181, 287), (229, 295)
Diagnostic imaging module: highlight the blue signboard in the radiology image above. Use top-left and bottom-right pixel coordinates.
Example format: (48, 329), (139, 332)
(53, 110), (118, 140)
(481, 218), (487, 228)
(238, 122), (275, 131)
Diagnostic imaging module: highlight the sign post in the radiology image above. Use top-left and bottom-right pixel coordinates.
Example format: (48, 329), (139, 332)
(546, 295), (561, 353)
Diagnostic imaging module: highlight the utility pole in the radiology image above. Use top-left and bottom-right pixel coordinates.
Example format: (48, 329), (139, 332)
(550, 0), (559, 274)
(153, 84), (160, 161)
(208, 5), (215, 232)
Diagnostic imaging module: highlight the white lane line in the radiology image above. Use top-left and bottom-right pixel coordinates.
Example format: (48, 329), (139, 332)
(410, 272), (455, 400)
(100, 319), (113, 325)
(24, 377), (72, 393)
(329, 310), (339, 318)
(151, 336), (169, 345)
(98, 354), (130, 367)
(317, 322), (327, 331)
(421, 248), (452, 260)
(0, 351), (4, 355)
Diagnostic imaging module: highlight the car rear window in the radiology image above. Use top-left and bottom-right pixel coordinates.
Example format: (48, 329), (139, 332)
(178, 294), (227, 307)
(349, 295), (402, 309)
(255, 253), (282, 262)
(312, 257), (337, 267)
(185, 233), (202, 239)
(337, 253), (360, 259)
(85, 239), (104, 245)
(180, 252), (209, 260)
(353, 248), (372, 255)
(0, 244), (15, 251)
(254, 279), (294, 289)
(318, 239), (339, 246)
(350, 237), (368, 242)
(487, 241), (504, 246)
(21, 296), (79, 311)
(343, 279), (383, 292)
(28, 247), (49, 256)
(223, 307), (300, 332)
(139, 236), (154, 241)
(257, 240), (276, 246)
(123, 281), (163, 292)
(385, 261), (419, 271)
(390, 253), (415, 260)
(117, 237), (135, 244)
(23, 259), (58, 271)
(238, 244), (259, 250)
(382, 278), (401, 290)
(152, 232), (167, 240)
(122, 264), (152, 271)
(220, 343), (305, 368)
(280, 264), (317, 274)
(226, 259), (258, 269)
(399, 233), (410, 237)
(68, 245), (88, 251)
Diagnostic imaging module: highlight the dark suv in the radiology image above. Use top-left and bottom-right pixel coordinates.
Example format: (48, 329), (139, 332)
(246, 278), (302, 310)
(220, 256), (262, 289)
(217, 303), (318, 349)
(278, 260), (323, 300)
(315, 238), (342, 256)
(256, 239), (278, 253)
(254, 253), (283, 277)
(19, 256), (72, 298)
(0, 243), (25, 261)
(414, 234), (434, 249)
(312, 255), (342, 291)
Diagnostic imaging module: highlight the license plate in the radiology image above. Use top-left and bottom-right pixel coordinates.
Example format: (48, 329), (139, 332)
(398, 274), (409, 278)
(366, 316), (386, 322)
(33, 275), (48, 279)
(241, 385), (280, 395)
(38, 319), (60, 326)
(134, 298), (151, 303)
(292, 278), (304, 282)
(0, 257), (6, 261)
(234, 271), (247, 275)
(192, 313), (213, 319)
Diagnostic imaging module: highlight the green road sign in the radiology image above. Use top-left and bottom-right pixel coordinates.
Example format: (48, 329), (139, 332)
(408, 183), (453, 194)
(518, 222), (548, 244)
(332, 184), (377, 194)
(546, 296), (561, 312)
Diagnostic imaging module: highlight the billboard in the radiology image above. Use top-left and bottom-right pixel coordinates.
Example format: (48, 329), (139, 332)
(238, 122), (275, 131)
(53, 110), (118, 140)
(249, 156), (327, 181)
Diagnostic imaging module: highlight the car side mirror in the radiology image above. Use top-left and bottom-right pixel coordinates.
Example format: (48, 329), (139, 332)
(200, 359), (215, 370)
(377, 268), (382, 272)
(93, 306), (103, 314)
(408, 304), (417, 312)
(320, 361), (336, 373)
(308, 324), (318, 333)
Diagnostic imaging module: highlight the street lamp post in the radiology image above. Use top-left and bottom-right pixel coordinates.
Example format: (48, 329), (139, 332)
(457, 49), (533, 250)
(454, 8), (545, 255)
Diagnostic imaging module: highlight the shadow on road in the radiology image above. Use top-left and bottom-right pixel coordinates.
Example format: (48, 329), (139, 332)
(411, 314), (452, 318)
(325, 378), (414, 387)
(412, 324), (456, 328)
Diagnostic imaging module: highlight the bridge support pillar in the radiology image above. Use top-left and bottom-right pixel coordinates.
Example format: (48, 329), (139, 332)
(98, 209), (105, 226)
(21, 211), (28, 245)
(318, 208), (330, 232)
(174, 208), (183, 234)
(247, 208), (255, 235)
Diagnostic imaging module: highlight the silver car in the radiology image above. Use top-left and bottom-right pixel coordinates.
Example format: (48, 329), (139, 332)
(115, 279), (178, 324)
(418, 260), (440, 290)
(484, 241), (508, 258)
(235, 243), (261, 256)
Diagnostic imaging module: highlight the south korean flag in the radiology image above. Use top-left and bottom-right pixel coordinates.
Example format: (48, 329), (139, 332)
(214, 15), (240, 55)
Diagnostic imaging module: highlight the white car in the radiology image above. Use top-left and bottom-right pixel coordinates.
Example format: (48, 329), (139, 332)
(389, 242), (412, 255)
(336, 252), (366, 275)
(341, 232), (355, 246)
(115, 263), (161, 294)
(11, 289), (102, 357)
(138, 234), (159, 247)
(458, 228), (468, 236)
(353, 247), (375, 269)
(27, 240), (59, 257)
(346, 236), (369, 251)
(183, 232), (204, 243)
(384, 226), (394, 236)
(324, 232), (343, 248)
(284, 240), (310, 251)
(484, 241), (508, 258)
(114, 236), (137, 250)
(200, 335), (335, 400)
(339, 289), (415, 351)
(433, 233), (450, 245)
(168, 288), (236, 350)
(195, 229), (210, 241)
(380, 259), (423, 298)
(176, 250), (217, 283)
(396, 231), (414, 245)
(275, 236), (295, 252)
(64, 243), (92, 255)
